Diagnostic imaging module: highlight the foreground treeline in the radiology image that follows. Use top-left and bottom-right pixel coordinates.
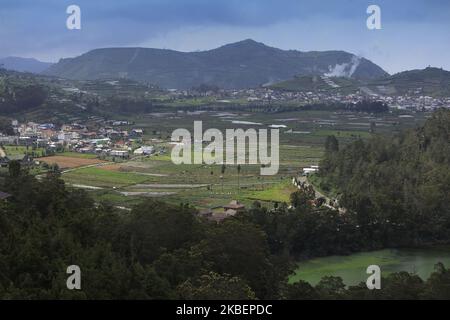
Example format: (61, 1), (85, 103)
(0, 168), (281, 299)
(319, 109), (450, 248)
(0, 166), (450, 299)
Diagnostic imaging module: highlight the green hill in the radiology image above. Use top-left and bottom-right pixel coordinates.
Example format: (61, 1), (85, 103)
(271, 67), (450, 97)
(0, 57), (53, 74)
(44, 39), (388, 89)
(367, 67), (450, 96)
(269, 75), (361, 94)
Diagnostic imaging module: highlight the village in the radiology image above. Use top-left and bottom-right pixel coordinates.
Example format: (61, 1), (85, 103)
(169, 84), (450, 111)
(0, 118), (161, 166)
(0, 115), (329, 224)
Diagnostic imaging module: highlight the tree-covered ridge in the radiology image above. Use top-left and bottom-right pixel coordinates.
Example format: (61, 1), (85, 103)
(319, 109), (450, 247)
(0, 69), (48, 114)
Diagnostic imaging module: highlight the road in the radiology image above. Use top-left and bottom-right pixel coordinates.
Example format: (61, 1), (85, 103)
(298, 176), (330, 201)
(296, 176), (337, 211)
(60, 161), (114, 174)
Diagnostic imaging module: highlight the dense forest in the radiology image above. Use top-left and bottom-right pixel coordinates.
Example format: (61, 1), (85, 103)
(0, 110), (450, 300)
(0, 69), (48, 115)
(319, 109), (450, 248)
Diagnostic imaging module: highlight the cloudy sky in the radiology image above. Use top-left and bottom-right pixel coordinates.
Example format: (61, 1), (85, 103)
(0, 0), (449, 74)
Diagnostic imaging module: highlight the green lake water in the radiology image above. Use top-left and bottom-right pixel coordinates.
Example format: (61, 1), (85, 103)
(289, 247), (450, 286)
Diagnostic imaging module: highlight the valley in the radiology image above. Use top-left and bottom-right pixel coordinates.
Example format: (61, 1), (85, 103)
(0, 107), (430, 212)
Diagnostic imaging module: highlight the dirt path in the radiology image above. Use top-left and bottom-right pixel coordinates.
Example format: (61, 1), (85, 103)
(298, 177), (328, 199)
(0, 146), (6, 158)
(61, 161), (115, 174)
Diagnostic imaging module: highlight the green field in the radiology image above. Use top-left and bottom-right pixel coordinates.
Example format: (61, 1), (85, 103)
(245, 180), (296, 203)
(314, 129), (372, 139)
(64, 167), (153, 188)
(58, 151), (99, 159)
(3, 145), (45, 158)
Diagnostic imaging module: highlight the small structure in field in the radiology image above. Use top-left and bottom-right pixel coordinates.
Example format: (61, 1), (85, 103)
(198, 200), (246, 223)
(223, 200), (246, 216)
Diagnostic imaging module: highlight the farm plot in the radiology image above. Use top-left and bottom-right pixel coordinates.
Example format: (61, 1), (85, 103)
(63, 166), (154, 188)
(39, 156), (105, 169)
(4, 145), (46, 158)
(244, 180), (297, 203)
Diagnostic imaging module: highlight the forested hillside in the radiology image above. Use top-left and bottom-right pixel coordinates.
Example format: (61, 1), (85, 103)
(0, 69), (48, 114)
(319, 109), (450, 247)
(44, 40), (388, 89)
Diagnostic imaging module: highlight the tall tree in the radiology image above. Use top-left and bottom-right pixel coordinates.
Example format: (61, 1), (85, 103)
(237, 164), (241, 192)
(221, 164), (226, 193)
(325, 135), (339, 153)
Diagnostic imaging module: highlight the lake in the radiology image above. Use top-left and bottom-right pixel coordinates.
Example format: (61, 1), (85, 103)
(289, 247), (450, 286)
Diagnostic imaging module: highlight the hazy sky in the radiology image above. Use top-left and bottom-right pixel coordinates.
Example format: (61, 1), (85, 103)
(0, 0), (449, 74)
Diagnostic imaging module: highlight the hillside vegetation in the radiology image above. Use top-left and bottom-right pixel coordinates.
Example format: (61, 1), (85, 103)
(0, 69), (48, 114)
(269, 75), (361, 94)
(368, 67), (450, 97)
(271, 67), (450, 97)
(319, 109), (450, 246)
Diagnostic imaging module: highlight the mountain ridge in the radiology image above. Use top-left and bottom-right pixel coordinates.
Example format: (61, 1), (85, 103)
(44, 39), (389, 89)
(0, 57), (53, 74)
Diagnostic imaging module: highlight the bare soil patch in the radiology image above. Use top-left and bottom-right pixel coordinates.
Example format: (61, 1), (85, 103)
(39, 156), (105, 169)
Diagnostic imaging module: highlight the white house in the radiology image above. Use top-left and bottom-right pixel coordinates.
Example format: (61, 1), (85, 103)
(302, 166), (319, 176)
(109, 150), (129, 158)
(133, 146), (154, 155)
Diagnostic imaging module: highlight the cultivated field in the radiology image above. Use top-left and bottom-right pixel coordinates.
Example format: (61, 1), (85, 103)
(39, 156), (105, 169)
(4, 145), (46, 158)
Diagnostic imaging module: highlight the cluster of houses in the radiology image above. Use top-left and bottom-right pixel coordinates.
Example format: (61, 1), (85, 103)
(0, 120), (156, 161)
(388, 95), (450, 111)
(198, 200), (246, 223)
